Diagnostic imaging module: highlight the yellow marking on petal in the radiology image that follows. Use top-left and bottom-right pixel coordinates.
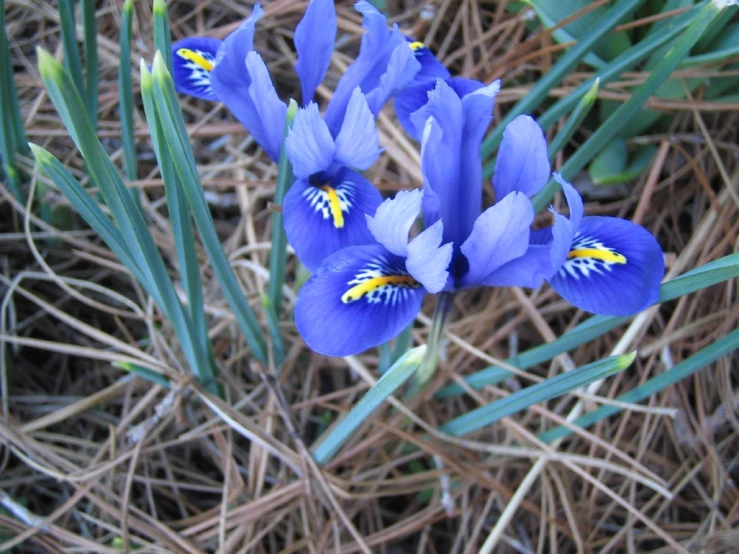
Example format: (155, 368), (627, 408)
(409, 41), (425, 51)
(568, 248), (626, 264)
(176, 48), (214, 71)
(342, 276), (420, 304)
(320, 185), (344, 229)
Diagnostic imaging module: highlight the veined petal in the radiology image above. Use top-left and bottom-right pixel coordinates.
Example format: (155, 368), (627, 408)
(479, 243), (552, 289)
(406, 37), (450, 87)
(295, 0), (336, 105)
(295, 244), (425, 356)
(334, 88), (382, 170)
(406, 220), (452, 293)
(459, 191), (534, 288)
(245, 52), (287, 161)
(171, 37), (222, 100)
(548, 216), (664, 316)
(494, 115), (550, 200)
(363, 41), (421, 117)
(283, 168), (382, 271)
(366, 189), (423, 257)
(285, 102), (336, 179)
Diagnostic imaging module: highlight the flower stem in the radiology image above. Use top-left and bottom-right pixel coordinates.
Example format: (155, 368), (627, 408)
(409, 292), (454, 394)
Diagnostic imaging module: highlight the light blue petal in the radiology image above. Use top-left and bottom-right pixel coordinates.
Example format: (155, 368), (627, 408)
(171, 37), (222, 101)
(294, 0), (336, 105)
(459, 192), (534, 287)
(365, 189), (422, 257)
(493, 115), (550, 200)
(285, 102), (336, 179)
(295, 244), (425, 356)
(548, 216), (664, 315)
(245, 51), (287, 161)
(283, 168), (383, 271)
(406, 220), (453, 293)
(334, 87), (382, 169)
(363, 41), (421, 117)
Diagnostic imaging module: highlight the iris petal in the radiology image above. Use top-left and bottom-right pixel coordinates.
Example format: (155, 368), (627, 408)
(171, 37), (222, 101)
(366, 189), (423, 257)
(294, 0), (336, 105)
(295, 244), (425, 356)
(362, 41), (421, 117)
(405, 37), (450, 87)
(406, 220), (453, 293)
(285, 102), (335, 179)
(493, 115), (550, 200)
(334, 88), (382, 170)
(548, 216), (664, 315)
(283, 168), (382, 271)
(244, 52), (287, 161)
(459, 191), (534, 288)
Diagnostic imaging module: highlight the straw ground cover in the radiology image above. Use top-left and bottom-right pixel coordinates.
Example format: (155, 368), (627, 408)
(1, 0), (738, 552)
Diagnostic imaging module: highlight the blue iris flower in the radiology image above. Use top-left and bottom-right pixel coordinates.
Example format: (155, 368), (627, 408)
(294, 79), (664, 356)
(170, 0), (425, 161)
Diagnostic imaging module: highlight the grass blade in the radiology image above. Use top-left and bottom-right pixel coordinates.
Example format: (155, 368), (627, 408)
(152, 0), (173, 72)
(439, 353), (636, 438)
(546, 78), (599, 160)
(312, 345), (427, 465)
(57, 0), (85, 97)
(530, 0), (729, 212)
(436, 253), (739, 399)
(538, 328), (739, 443)
(0, 0), (23, 201)
(149, 53), (268, 365)
(82, 0), (98, 129)
(119, 0), (138, 181)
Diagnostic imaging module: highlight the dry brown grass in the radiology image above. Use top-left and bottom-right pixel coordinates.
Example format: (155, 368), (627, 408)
(1, 0), (738, 552)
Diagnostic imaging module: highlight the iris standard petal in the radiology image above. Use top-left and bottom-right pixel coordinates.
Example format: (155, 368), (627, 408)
(363, 41), (421, 117)
(548, 216), (664, 316)
(406, 37), (450, 87)
(493, 115), (551, 200)
(283, 168), (383, 271)
(294, 0), (336, 105)
(334, 88), (382, 170)
(365, 189), (423, 257)
(171, 37), (222, 100)
(405, 220), (453, 293)
(394, 83), (432, 140)
(285, 102), (336, 179)
(244, 52), (287, 161)
(459, 191), (535, 288)
(294, 244), (426, 356)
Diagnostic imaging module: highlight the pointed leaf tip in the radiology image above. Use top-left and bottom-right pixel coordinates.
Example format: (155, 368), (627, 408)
(618, 351), (638, 370)
(584, 78), (600, 104)
(287, 98), (299, 123)
(36, 47), (62, 79)
(153, 0), (168, 15)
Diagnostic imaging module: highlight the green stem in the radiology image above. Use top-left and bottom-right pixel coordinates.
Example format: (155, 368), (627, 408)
(410, 292), (454, 393)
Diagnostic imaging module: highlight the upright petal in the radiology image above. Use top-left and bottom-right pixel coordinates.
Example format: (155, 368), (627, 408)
(294, 0), (336, 105)
(283, 168), (382, 271)
(285, 102), (335, 179)
(406, 37), (450, 87)
(363, 41), (421, 117)
(493, 115), (550, 200)
(245, 52), (287, 161)
(547, 216), (664, 316)
(334, 88), (382, 170)
(365, 189), (423, 257)
(405, 220), (453, 293)
(171, 37), (222, 100)
(458, 192), (534, 288)
(295, 244), (426, 356)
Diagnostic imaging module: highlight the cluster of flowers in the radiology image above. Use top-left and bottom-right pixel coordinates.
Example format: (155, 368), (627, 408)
(172, 0), (664, 357)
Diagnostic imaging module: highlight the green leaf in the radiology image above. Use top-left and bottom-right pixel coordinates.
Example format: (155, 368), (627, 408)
(538, 328), (739, 443)
(436, 253), (739, 399)
(546, 78), (600, 160)
(152, 0), (173, 72)
(57, 0), (85, 97)
(588, 137), (628, 185)
(312, 345), (427, 465)
(82, 0), (98, 129)
(593, 144), (658, 186)
(440, 353), (636, 438)
(119, 0), (138, 181)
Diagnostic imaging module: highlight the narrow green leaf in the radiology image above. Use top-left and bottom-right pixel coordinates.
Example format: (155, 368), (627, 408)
(530, 0), (728, 213)
(57, 0), (85, 97)
(538, 328), (739, 443)
(82, 0), (98, 129)
(546, 78), (599, 161)
(152, 0), (173, 72)
(0, 0), (29, 157)
(439, 353), (636, 438)
(436, 253), (739, 399)
(312, 345), (427, 465)
(480, 0), (648, 161)
(149, 53), (269, 365)
(588, 137), (628, 185)
(592, 144), (658, 186)
(119, 0), (137, 181)
(113, 361), (172, 388)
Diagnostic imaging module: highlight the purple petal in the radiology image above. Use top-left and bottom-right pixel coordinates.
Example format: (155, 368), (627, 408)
(171, 37), (222, 101)
(406, 220), (453, 293)
(363, 41), (421, 117)
(295, 244), (425, 356)
(334, 88), (382, 170)
(493, 115), (551, 200)
(285, 102), (335, 179)
(294, 0), (336, 105)
(244, 52), (287, 161)
(283, 168), (383, 271)
(406, 37), (450, 87)
(548, 216), (664, 316)
(366, 189), (422, 257)
(459, 192), (534, 287)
